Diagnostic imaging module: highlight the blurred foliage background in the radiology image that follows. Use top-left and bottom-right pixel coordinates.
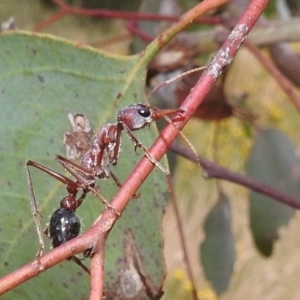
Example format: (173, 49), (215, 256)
(1, 0), (300, 299)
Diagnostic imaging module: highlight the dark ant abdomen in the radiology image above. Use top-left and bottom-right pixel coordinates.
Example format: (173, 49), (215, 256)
(49, 208), (81, 248)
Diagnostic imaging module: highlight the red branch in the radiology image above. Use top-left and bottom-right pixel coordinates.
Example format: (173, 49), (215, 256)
(126, 22), (153, 43)
(52, 0), (220, 22)
(33, 0), (220, 32)
(33, 9), (68, 32)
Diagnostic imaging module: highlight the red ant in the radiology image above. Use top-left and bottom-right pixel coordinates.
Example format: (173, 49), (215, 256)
(25, 66), (205, 271)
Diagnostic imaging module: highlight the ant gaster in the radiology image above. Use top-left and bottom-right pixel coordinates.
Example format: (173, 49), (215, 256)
(44, 207), (91, 274)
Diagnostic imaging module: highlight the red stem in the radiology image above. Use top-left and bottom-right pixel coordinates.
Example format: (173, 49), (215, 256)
(51, 0), (220, 23)
(126, 22), (153, 43)
(33, 9), (68, 32)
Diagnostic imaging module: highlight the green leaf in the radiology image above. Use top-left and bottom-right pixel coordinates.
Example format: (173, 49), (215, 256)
(200, 193), (235, 295)
(247, 128), (300, 256)
(0, 31), (167, 299)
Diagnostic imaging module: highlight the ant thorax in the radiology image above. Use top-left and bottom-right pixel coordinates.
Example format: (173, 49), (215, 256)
(80, 123), (120, 179)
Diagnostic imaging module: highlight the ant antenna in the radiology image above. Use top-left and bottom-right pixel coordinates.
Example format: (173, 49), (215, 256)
(144, 65), (206, 166)
(158, 112), (201, 168)
(145, 66), (206, 106)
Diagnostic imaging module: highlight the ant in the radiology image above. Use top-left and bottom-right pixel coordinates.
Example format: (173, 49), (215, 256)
(25, 66), (205, 272)
(25, 105), (182, 267)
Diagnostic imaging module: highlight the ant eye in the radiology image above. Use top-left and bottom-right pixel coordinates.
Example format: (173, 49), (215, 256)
(137, 107), (151, 118)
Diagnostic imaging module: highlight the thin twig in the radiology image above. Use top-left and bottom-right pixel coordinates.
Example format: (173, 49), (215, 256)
(143, 0), (229, 64)
(33, 9), (68, 32)
(244, 40), (300, 114)
(33, 0), (220, 32)
(51, 0), (220, 23)
(171, 144), (300, 209)
(126, 22), (153, 43)
(167, 175), (198, 300)
(90, 32), (132, 48)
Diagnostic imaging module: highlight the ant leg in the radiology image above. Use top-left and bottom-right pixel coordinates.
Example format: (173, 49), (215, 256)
(25, 160), (81, 268)
(26, 159), (79, 187)
(109, 169), (140, 199)
(108, 169), (122, 188)
(71, 256), (91, 275)
(56, 155), (107, 206)
(24, 162), (45, 270)
(56, 156), (121, 216)
(85, 184), (121, 217)
(122, 125), (171, 175)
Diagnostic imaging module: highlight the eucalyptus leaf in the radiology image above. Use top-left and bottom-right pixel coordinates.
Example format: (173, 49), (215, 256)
(247, 128), (300, 256)
(0, 31), (167, 299)
(200, 193), (235, 295)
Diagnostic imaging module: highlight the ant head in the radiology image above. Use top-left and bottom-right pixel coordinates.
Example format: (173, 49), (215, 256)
(117, 104), (154, 131)
(116, 67), (206, 132)
(117, 104), (183, 131)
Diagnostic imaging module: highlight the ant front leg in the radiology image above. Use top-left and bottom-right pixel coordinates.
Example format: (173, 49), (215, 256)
(70, 256), (90, 275)
(122, 124), (171, 175)
(109, 169), (140, 199)
(117, 104), (184, 175)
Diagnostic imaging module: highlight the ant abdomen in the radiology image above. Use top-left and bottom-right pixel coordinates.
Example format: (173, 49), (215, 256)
(49, 208), (81, 248)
